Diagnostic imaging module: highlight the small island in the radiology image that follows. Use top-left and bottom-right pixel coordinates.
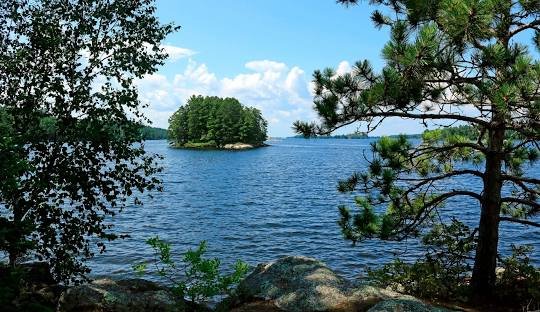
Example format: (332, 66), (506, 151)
(168, 95), (268, 150)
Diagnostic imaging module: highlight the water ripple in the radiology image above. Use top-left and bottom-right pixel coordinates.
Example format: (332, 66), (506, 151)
(89, 138), (540, 281)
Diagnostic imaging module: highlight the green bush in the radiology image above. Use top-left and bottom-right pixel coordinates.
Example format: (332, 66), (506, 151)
(496, 245), (540, 309)
(367, 219), (475, 301)
(0, 264), (56, 312)
(367, 219), (540, 309)
(0, 264), (24, 308)
(133, 237), (249, 307)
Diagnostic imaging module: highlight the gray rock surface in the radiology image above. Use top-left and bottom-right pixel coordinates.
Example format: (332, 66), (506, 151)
(234, 256), (421, 312)
(223, 143), (255, 150)
(57, 278), (179, 312)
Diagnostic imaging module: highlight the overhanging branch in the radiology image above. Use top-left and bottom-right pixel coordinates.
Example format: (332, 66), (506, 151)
(499, 216), (540, 227)
(501, 197), (540, 212)
(502, 175), (540, 185)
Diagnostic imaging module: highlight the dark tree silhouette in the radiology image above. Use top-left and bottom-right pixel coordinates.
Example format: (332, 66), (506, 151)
(0, 0), (177, 282)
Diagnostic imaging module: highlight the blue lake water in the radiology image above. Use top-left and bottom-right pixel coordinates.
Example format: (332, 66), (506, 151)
(89, 138), (540, 280)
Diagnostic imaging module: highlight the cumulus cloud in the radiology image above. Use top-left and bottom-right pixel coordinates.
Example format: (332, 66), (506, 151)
(161, 44), (196, 61)
(335, 61), (352, 76)
(244, 60), (288, 73)
(137, 58), (320, 137)
(136, 56), (438, 136)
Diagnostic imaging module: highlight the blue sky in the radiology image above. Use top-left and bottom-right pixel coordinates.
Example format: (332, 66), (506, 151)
(136, 1), (426, 137)
(155, 0), (386, 78)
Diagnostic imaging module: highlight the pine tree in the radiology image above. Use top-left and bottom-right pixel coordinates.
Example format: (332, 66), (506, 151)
(295, 0), (539, 297)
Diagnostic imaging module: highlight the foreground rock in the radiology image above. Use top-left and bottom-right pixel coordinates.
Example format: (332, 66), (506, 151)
(57, 278), (182, 312)
(230, 256), (449, 312)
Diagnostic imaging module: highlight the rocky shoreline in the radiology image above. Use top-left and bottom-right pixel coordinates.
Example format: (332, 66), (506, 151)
(19, 256), (456, 312)
(170, 142), (269, 150)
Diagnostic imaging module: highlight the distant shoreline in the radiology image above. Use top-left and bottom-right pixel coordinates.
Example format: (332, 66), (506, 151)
(284, 133), (423, 140)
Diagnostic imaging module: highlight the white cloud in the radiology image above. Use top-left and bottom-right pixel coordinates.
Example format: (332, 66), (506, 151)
(136, 74), (179, 113)
(174, 60), (218, 89)
(161, 44), (196, 61)
(136, 57), (444, 136)
(335, 61), (352, 77)
(137, 58), (319, 137)
(245, 60), (287, 73)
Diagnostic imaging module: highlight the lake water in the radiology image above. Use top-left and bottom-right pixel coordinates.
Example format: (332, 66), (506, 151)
(89, 138), (540, 280)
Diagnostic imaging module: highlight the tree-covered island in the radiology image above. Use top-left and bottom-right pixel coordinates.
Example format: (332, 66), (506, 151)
(168, 95), (268, 149)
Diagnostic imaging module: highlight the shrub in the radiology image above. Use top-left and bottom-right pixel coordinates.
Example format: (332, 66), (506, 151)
(367, 219), (475, 301)
(133, 237), (249, 307)
(496, 245), (540, 309)
(367, 219), (540, 310)
(0, 264), (24, 309)
(182, 141), (217, 149)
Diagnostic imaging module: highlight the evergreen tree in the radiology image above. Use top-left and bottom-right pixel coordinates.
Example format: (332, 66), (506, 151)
(169, 96), (267, 147)
(0, 0), (177, 282)
(169, 105), (190, 145)
(295, 0), (539, 297)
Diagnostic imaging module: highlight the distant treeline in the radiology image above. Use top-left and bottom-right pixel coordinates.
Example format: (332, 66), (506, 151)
(422, 124), (478, 141)
(0, 108), (168, 141)
(141, 126), (168, 140)
(293, 125), (478, 140)
(168, 95), (267, 148)
(293, 132), (368, 139)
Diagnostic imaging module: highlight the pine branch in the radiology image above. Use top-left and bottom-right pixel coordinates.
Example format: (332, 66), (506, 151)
(502, 175), (540, 185)
(499, 216), (540, 228)
(501, 197), (540, 211)
(398, 170), (484, 182)
(396, 190), (483, 239)
(508, 20), (540, 38)
(504, 179), (540, 196)
(315, 111), (490, 136)
(412, 142), (487, 156)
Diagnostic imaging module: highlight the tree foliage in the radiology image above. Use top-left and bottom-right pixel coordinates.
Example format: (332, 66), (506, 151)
(133, 237), (249, 306)
(296, 0), (540, 297)
(368, 219), (476, 301)
(169, 95), (267, 148)
(0, 0), (177, 282)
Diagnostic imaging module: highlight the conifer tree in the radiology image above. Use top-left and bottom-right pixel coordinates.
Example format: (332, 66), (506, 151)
(169, 96), (267, 147)
(295, 0), (540, 296)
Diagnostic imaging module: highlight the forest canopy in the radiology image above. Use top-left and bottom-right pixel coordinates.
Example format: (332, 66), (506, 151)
(168, 95), (267, 148)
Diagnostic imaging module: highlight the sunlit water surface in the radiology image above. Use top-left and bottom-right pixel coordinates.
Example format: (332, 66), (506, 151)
(89, 138), (540, 280)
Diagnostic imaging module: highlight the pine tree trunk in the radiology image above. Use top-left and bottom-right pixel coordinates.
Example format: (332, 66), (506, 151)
(471, 128), (504, 298)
